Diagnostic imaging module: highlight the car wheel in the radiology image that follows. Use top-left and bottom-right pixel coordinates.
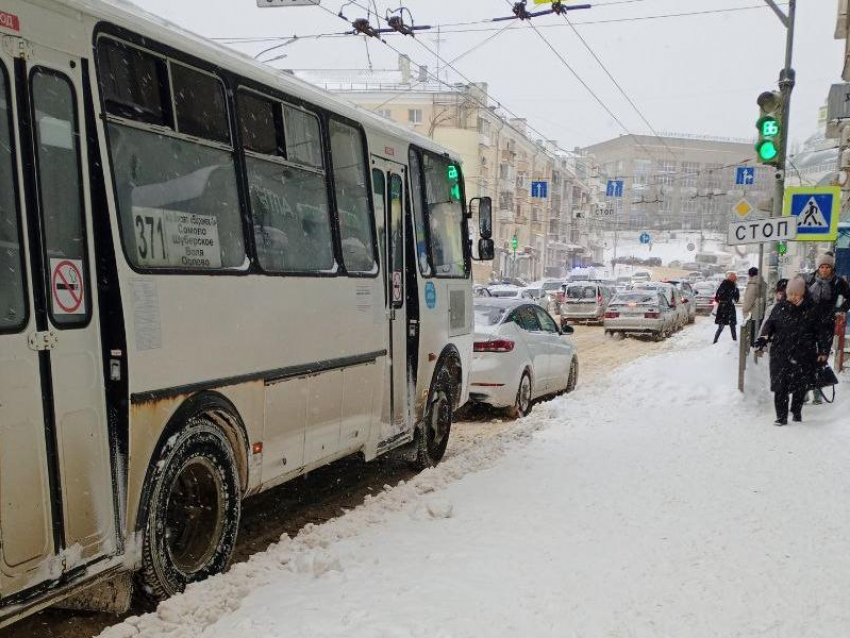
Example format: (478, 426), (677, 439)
(507, 371), (533, 419)
(566, 358), (579, 393)
(612, 331), (625, 341)
(653, 330), (664, 342)
(138, 418), (241, 601)
(413, 366), (454, 469)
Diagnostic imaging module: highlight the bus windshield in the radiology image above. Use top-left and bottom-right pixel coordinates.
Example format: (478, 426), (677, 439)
(422, 153), (466, 278)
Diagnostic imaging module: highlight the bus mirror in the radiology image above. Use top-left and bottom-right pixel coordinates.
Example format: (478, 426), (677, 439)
(477, 238), (495, 261)
(471, 197), (493, 239)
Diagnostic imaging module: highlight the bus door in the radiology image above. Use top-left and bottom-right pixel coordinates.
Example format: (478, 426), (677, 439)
(0, 42), (116, 598)
(371, 158), (410, 436)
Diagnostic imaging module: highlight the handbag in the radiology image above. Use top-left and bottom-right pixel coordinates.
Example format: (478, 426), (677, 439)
(812, 363), (839, 404)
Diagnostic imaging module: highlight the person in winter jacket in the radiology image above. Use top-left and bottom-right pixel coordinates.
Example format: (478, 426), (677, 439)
(804, 253), (850, 356)
(755, 277), (826, 426)
(713, 272), (739, 343)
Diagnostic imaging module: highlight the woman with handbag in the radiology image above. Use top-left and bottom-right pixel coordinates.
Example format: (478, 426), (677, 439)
(755, 277), (826, 426)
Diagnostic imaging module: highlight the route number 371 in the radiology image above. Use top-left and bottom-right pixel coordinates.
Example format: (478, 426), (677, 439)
(135, 214), (167, 262)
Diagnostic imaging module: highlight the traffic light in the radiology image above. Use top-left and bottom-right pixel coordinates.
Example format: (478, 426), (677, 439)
(755, 90), (783, 166)
(511, 235), (518, 252)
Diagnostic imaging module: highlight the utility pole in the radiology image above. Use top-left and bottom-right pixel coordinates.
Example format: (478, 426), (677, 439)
(765, 0), (796, 289)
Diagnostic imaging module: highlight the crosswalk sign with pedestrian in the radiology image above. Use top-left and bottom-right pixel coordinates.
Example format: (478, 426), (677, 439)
(782, 186), (840, 241)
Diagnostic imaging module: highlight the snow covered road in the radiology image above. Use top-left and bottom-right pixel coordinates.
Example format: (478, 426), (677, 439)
(101, 322), (850, 638)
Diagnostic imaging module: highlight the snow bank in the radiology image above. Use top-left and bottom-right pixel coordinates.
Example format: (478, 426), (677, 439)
(100, 323), (850, 638)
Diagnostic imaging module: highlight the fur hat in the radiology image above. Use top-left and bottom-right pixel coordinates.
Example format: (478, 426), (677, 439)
(816, 253), (835, 269)
(775, 278), (788, 293)
(748, 267), (758, 277)
(786, 276), (806, 297)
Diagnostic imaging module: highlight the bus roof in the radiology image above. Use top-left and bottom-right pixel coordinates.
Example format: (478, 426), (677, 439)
(44, 0), (458, 161)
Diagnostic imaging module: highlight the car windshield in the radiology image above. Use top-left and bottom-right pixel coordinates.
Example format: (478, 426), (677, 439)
(474, 303), (509, 327)
(542, 281), (562, 291)
(694, 284), (715, 294)
(566, 285), (597, 300)
(612, 292), (656, 305)
(525, 287), (544, 296)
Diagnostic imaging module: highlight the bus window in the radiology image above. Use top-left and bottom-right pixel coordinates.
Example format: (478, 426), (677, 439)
(171, 63), (230, 145)
(330, 120), (376, 274)
(408, 150), (431, 277)
(98, 39), (171, 127)
(98, 39), (247, 271)
(423, 154), (466, 278)
(0, 66), (26, 332)
(372, 168), (386, 286)
(239, 90), (334, 274)
(31, 70), (88, 326)
(283, 105), (322, 169)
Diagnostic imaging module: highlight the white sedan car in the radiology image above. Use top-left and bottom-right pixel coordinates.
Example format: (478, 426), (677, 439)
(469, 299), (579, 418)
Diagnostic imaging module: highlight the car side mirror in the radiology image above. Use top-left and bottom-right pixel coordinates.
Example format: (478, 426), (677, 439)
(560, 324), (575, 335)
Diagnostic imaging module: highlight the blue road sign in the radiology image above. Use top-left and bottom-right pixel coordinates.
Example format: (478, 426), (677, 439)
(783, 186), (841, 241)
(735, 167), (755, 185)
(606, 180), (624, 197)
(639, 232), (651, 245)
(530, 181), (548, 198)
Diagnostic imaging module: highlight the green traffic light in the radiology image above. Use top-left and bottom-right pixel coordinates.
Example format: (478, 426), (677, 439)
(778, 242), (787, 255)
(756, 139), (779, 162)
(511, 236), (518, 251)
(760, 117), (779, 137)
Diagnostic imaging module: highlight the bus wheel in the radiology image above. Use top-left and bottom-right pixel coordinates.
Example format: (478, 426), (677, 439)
(414, 367), (453, 469)
(139, 418), (241, 600)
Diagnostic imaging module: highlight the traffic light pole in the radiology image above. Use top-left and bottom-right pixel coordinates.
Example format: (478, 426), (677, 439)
(766, 0), (796, 290)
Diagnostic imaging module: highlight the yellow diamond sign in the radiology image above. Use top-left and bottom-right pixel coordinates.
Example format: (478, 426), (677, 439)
(734, 198), (753, 218)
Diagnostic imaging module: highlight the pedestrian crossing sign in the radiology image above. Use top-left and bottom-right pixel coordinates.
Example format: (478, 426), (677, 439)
(782, 186), (840, 241)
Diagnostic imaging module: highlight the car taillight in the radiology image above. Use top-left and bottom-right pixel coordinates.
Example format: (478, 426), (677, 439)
(555, 292), (564, 302)
(474, 339), (515, 353)
(604, 311), (619, 319)
(644, 310), (660, 319)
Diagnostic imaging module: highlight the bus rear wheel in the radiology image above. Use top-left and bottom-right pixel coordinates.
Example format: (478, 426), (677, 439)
(138, 418), (241, 601)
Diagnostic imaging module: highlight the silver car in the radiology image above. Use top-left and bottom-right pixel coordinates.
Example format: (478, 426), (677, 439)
(603, 290), (677, 340)
(631, 282), (688, 330)
(559, 282), (615, 325)
(665, 280), (697, 324)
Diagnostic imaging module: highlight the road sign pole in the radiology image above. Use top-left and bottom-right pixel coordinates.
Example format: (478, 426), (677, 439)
(767, 0), (796, 290)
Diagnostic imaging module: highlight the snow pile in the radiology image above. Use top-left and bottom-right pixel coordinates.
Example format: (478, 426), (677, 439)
(100, 323), (850, 638)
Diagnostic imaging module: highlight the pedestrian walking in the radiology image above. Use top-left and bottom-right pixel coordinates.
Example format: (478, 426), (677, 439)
(755, 277), (824, 426)
(742, 266), (766, 346)
(803, 253), (850, 404)
(713, 272), (739, 343)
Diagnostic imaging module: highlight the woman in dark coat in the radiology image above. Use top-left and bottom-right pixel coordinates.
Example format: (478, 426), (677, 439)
(713, 272), (740, 343)
(755, 277), (825, 426)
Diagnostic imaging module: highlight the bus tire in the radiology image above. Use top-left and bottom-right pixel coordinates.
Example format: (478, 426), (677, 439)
(413, 367), (454, 469)
(138, 418), (241, 601)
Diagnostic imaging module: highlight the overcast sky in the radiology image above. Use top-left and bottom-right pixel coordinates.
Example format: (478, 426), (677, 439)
(129, 0), (841, 152)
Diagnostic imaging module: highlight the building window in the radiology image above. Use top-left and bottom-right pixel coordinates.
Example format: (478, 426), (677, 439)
(681, 161), (700, 188)
(656, 160), (676, 186)
(408, 109), (422, 124)
(376, 108), (392, 119)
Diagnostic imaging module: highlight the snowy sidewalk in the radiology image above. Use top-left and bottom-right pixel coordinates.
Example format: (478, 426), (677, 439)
(102, 323), (850, 638)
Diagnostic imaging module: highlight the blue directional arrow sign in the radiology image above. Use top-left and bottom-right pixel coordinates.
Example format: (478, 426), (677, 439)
(606, 180), (624, 197)
(639, 232), (651, 245)
(530, 181), (548, 198)
(735, 167), (755, 185)
(782, 186), (840, 241)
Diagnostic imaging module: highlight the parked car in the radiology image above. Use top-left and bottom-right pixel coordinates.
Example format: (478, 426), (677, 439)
(473, 284), (492, 298)
(631, 282), (688, 330)
(604, 290), (677, 340)
(664, 279), (697, 324)
(631, 270), (652, 283)
(559, 282), (616, 325)
(686, 271), (703, 284)
(692, 282), (718, 315)
(470, 300), (579, 417)
(530, 279), (568, 313)
(488, 285), (536, 303)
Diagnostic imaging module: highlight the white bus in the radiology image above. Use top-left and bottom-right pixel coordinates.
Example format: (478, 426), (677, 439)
(0, 0), (493, 624)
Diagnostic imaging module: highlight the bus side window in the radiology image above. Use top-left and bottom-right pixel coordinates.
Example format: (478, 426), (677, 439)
(238, 90), (334, 274)
(422, 154), (466, 278)
(0, 65), (26, 332)
(98, 38), (247, 272)
(329, 120), (376, 275)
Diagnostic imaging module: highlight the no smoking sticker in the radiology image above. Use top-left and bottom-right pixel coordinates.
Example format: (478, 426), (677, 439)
(50, 258), (86, 316)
